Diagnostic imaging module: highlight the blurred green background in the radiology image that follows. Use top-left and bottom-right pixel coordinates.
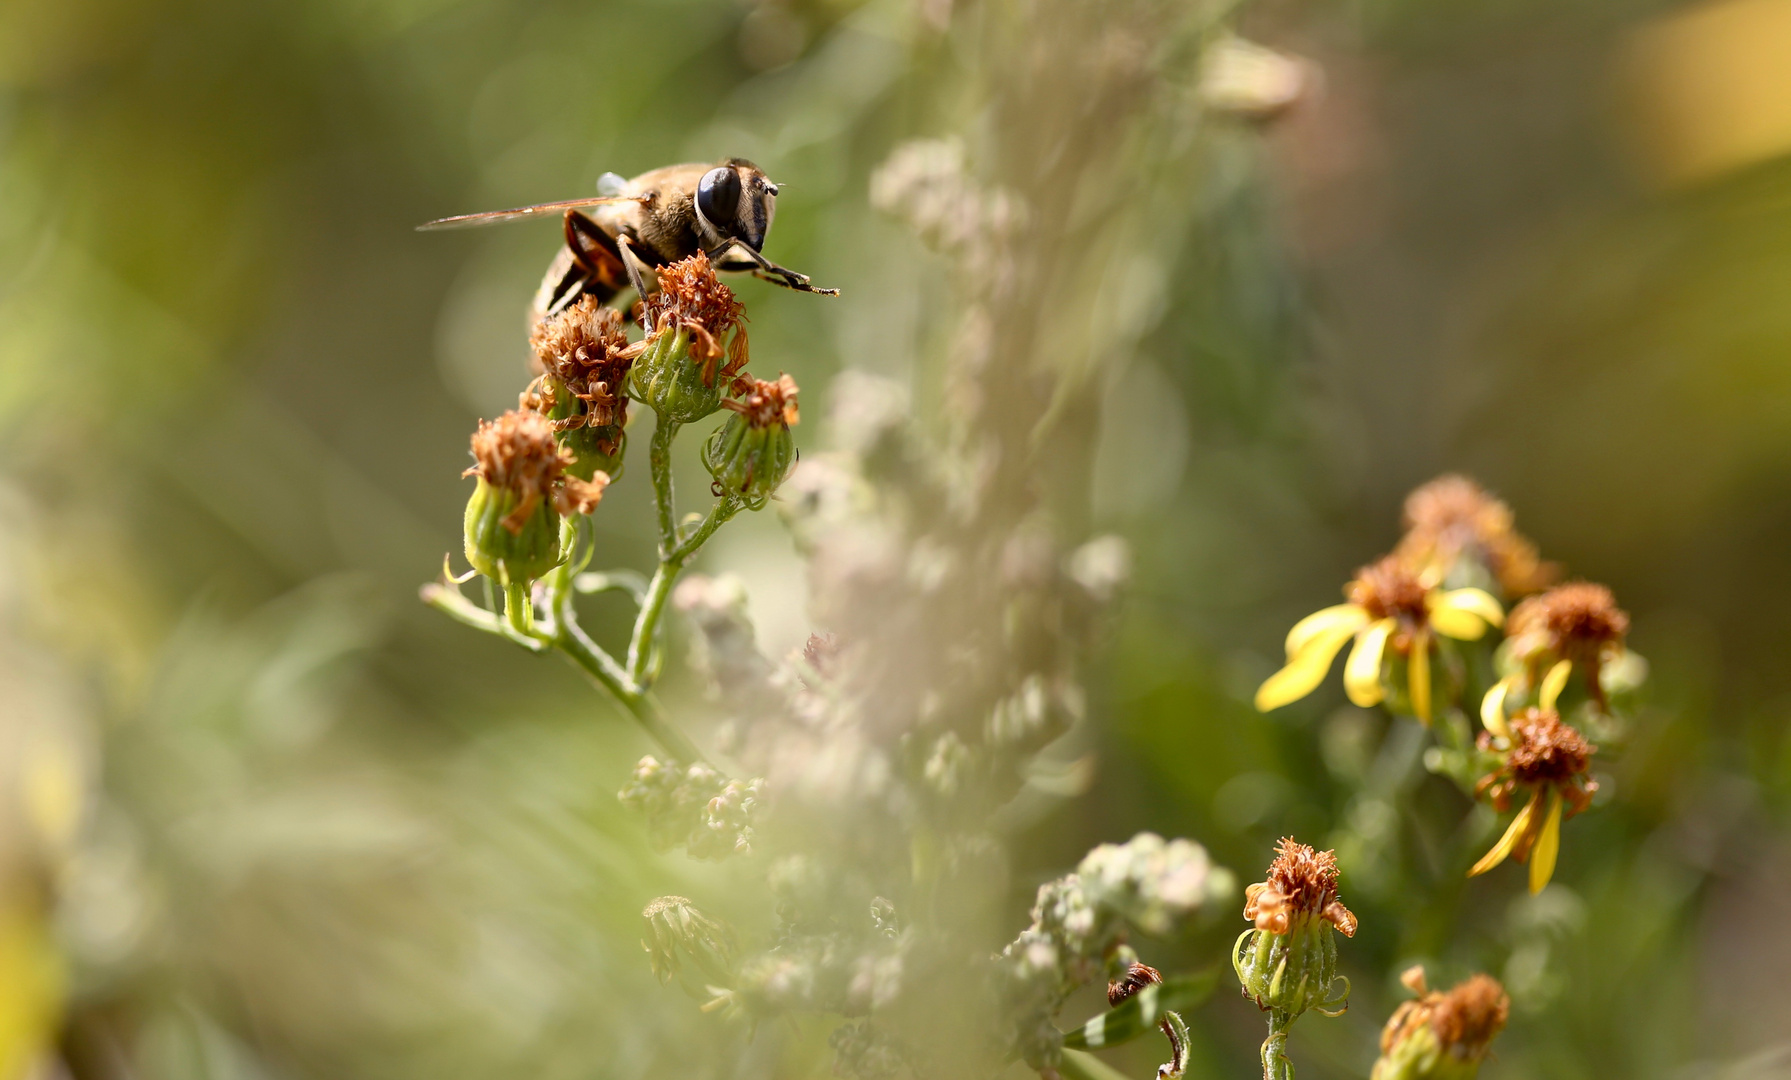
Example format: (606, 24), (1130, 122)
(5, 0), (1791, 1077)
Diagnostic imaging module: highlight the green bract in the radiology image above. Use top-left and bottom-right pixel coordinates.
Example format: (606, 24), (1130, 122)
(702, 411), (796, 510)
(463, 477), (563, 586)
(628, 328), (723, 424)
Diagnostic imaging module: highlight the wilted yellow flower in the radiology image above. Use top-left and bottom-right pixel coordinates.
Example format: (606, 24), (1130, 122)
(1468, 694), (1598, 894)
(1256, 556), (1503, 723)
(1484, 582), (1632, 721)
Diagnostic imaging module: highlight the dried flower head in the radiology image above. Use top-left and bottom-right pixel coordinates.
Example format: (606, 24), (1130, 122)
(464, 409), (609, 531)
(1396, 475), (1557, 597)
(1505, 582), (1630, 705)
(723, 373), (800, 428)
(1244, 838), (1356, 937)
(645, 251), (749, 384)
(1484, 708), (1597, 799)
(1373, 968), (1509, 1080)
(529, 295), (637, 428)
(1235, 837), (1354, 1020)
(1470, 708), (1598, 892)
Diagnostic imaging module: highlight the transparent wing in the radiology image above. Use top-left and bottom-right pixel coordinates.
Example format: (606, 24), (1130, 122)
(417, 195), (643, 231)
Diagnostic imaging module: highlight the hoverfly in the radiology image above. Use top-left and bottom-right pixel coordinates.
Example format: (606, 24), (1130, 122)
(419, 159), (837, 324)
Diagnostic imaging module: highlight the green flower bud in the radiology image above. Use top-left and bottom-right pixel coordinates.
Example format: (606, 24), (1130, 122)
(461, 409), (608, 586)
(627, 252), (748, 424)
(1233, 838), (1355, 1020)
(464, 475), (561, 585)
(701, 374), (799, 510)
(1371, 969), (1509, 1080)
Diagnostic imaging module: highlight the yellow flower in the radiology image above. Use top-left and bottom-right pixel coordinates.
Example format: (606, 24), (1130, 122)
(1256, 556), (1503, 724)
(1468, 679), (1598, 894)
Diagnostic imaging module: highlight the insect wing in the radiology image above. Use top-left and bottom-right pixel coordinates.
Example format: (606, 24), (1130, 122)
(417, 195), (642, 231)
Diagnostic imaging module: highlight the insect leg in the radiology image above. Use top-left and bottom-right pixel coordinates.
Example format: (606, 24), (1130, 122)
(750, 268), (840, 296)
(715, 241), (839, 296)
(615, 235), (658, 330)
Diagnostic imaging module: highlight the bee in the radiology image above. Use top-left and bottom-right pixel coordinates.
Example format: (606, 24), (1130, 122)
(419, 159), (837, 323)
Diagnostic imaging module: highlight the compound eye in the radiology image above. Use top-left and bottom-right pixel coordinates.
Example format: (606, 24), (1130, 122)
(696, 167), (742, 237)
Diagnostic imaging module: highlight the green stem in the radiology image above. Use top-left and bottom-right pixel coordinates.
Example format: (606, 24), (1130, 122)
(504, 580), (533, 637)
(421, 582), (549, 652)
(626, 498), (740, 687)
(1261, 1010), (1294, 1080)
(648, 417), (680, 558)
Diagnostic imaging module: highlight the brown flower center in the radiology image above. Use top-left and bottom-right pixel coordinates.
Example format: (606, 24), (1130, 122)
(1505, 708), (1596, 785)
(1347, 556), (1429, 624)
(1507, 582), (1629, 658)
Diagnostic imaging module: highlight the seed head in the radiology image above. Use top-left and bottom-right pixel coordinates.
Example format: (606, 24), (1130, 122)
(1396, 475), (1556, 596)
(723, 373), (800, 429)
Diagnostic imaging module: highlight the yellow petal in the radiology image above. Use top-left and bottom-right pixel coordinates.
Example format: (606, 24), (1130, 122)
(1285, 604), (1370, 657)
(1255, 623), (1359, 712)
(1540, 659), (1572, 712)
(1409, 631), (1432, 724)
(1344, 619), (1395, 708)
(1480, 677), (1513, 741)
(1427, 588), (1503, 639)
(1528, 789), (1564, 894)
(1469, 790), (1542, 878)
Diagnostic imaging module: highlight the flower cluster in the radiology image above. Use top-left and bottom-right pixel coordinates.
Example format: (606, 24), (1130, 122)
(999, 833), (1230, 1073)
(1255, 474), (1641, 896)
(617, 756), (766, 860)
(1394, 475), (1556, 596)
